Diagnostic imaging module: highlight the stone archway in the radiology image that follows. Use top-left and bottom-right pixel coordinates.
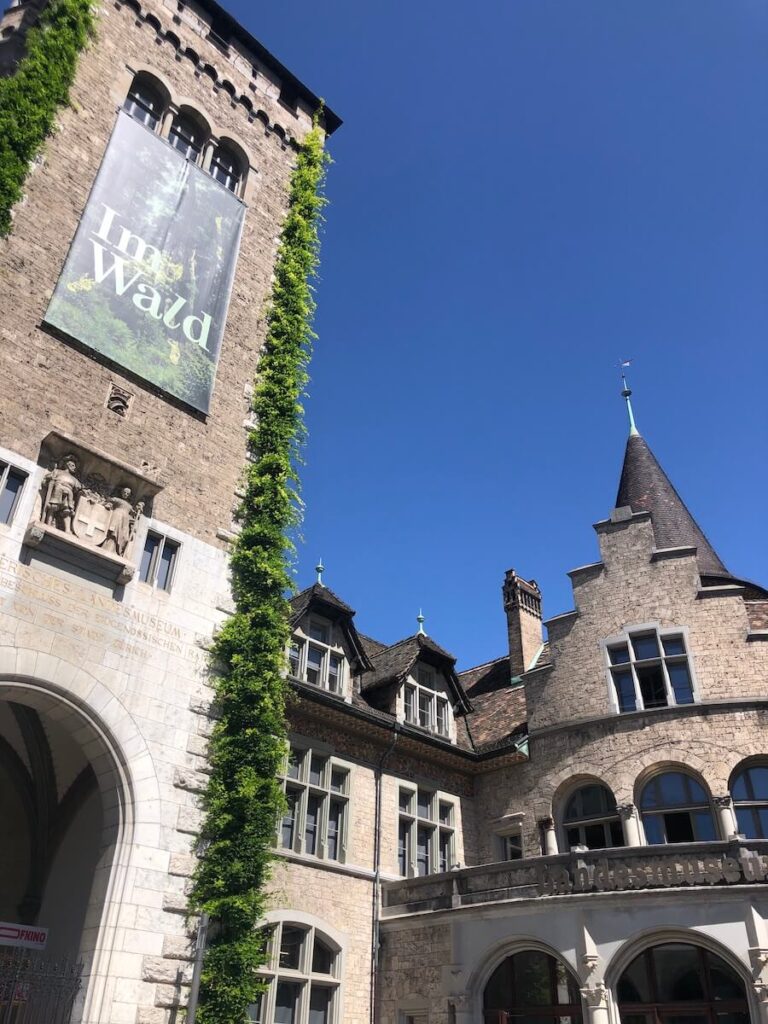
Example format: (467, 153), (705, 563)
(0, 648), (158, 1024)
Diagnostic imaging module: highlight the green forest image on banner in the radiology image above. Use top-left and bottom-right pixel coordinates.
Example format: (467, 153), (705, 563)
(45, 112), (245, 413)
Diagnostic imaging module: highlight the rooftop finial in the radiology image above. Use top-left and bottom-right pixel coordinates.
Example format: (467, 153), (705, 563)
(620, 359), (639, 437)
(416, 609), (426, 636)
(315, 557), (325, 587)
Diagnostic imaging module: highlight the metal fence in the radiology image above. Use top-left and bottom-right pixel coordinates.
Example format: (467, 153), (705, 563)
(0, 948), (82, 1024)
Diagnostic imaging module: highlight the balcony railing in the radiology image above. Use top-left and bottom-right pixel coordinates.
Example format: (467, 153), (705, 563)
(382, 838), (768, 917)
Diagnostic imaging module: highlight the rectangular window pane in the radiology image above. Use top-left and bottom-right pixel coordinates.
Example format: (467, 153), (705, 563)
(307, 645), (323, 686)
(417, 789), (432, 820)
(279, 927), (305, 971)
(609, 819), (624, 846)
(439, 829), (452, 872)
(438, 801), (452, 826)
(399, 789), (413, 814)
(692, 809), (717, 841)
(418, 690), (432, 729)
(632, 633), (661, 661)
(504, 832), (523, 860)
(584, 822), (607, 849)
(246, 995), (263, 1023)
(398, 819), (410, 876)
(417, 825), (432, 876)
(309, 756), (326, 787)
(664, 811), (695, 843)
(330, 769), (347, 794)
(139, 532), (160, 583)
(637, 665), (667, 709)
(642, 813), (665, 845)
(0, 468), (25, 524)
(328, 654), (342, 693)
(309, 986), (332, 1024)
(667, 661), (694, 704)
(289, 641), (302, 677)
(436, 698), (449, 736)
(156, 538), (178, 591)
(404, 685), (416, 723)
(274, 980), (301, 1024)
(286, 748), (301, 780)
(566, 826), (580, 848)
(608, 644), (630, 665)
(282, 789), (299, 849)
(612, 670), (636, 712)
(305, 794), (320, 855)
(327, 799), (344, 861)
(309, 621), (329, 643)
(662, 636), (686, 656)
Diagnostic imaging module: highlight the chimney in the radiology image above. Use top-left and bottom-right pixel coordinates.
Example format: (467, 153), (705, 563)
(503, 569), (543, 677)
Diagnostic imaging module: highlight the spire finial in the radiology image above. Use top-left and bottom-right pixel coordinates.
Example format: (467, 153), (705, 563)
(416, 609), (426, 636)
(620, 359), (639, 437)
(315, 557), (325, 586)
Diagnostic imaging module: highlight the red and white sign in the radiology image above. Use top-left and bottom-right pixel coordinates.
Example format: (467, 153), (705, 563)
(0, 923), (48, 950)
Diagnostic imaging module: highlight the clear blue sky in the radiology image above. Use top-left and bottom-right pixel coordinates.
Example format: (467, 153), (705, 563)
(228, 0), (768, 669)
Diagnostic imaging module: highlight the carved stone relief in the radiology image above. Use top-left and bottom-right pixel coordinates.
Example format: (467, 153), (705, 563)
(26, 432), (161, 585)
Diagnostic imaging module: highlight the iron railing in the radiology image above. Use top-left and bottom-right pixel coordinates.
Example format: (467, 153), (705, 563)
(0, 948), (81, 1024)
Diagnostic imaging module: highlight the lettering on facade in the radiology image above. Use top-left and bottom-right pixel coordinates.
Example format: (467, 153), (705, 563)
(0, 923), (48, 950)
(536, 850), (768, 896)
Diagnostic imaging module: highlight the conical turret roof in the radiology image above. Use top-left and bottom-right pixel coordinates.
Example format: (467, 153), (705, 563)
(616, 432), (730, 578)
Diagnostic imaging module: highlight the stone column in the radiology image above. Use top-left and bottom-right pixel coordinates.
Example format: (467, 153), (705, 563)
(617, 803), (641, 846)
(539, 816), (558, 856)
(714, 795), (737, 839)
(161, 107), (176, 140)
(581, 984), (610, 1024)
(202, 140), (215, 172)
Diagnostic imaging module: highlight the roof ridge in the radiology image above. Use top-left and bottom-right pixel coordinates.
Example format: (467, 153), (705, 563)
(458, 654), (509, 677)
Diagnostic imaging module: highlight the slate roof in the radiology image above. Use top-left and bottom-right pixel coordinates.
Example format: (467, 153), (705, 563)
(289, 583), (355, 623)
(616, 432), (729, 577)
(459, 656), (528, 751)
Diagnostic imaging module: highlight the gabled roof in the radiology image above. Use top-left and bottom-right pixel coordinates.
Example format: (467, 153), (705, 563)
(289, 584), (372, 672)
(616, 432), (730, 577)
(362, 633), (472, 713)
(459, 655), (528, 752)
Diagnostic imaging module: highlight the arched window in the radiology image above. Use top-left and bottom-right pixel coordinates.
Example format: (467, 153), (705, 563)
(563, 784), (623, 850)
(124, 74), (165, 130)
(168, 111), (206, 162)
(210, 142), (243, 193)
(247, 920), (340, 1024)
(617, 942), (748, 1024)
(731, 762), (768, 838)
(483, 950), (583, 1024)
(640, 772), (717, 845)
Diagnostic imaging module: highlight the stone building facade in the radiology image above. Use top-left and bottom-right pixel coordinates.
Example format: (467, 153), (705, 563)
(274, 419), (768, 1024)
(0, 0), (338, 1021)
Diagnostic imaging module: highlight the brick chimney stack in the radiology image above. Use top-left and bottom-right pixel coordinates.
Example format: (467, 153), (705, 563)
(503, 569), (543, 677)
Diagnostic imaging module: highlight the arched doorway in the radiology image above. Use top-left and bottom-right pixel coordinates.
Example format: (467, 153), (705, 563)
(483, 948), (583, 1024)
(616, 942), (749, 1024)
(0, 680), (132, 1023)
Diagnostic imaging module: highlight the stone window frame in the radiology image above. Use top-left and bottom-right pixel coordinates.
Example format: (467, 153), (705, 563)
(122, 69), (249, 197)
(279, 738), (351, 865)
(398, 783), (456, 878)
(248, 915), (343, 1024)
(493, 811), (525, 862)
(402, 664), (453, 740)
(601, 622), (700, 715)
(0, 458), (27, 527)
(637, 768), (719, 845)
(289, 616), (347, 697)
(137, 528), (181, 592)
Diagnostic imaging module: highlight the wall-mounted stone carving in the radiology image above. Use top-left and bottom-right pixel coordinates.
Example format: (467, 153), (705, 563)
(25, 432), (162, 585)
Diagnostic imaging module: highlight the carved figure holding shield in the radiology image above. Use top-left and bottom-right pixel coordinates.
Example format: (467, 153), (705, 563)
(41, 455), (81, 534)
(100, 486), (138, 556)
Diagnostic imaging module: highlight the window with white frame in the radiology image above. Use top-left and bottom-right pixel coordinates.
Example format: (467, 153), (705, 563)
(247, 921), (340, 1024)
(280, 745), (349, 862)
(606, 627), (695, 713)
(289, 619), (345, 695)
(403, 666), (451, 737)
(398, 786), (455, 877)
(0, 460), (26, 526)
(139, 531), (179, 591)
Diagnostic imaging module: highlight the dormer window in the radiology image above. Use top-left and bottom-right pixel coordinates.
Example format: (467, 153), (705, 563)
(289, 618), (345, 695)
(404, 666), (450, 737)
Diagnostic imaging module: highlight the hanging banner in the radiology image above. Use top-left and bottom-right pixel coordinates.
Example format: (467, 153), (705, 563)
(44, 111), (245, 414)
